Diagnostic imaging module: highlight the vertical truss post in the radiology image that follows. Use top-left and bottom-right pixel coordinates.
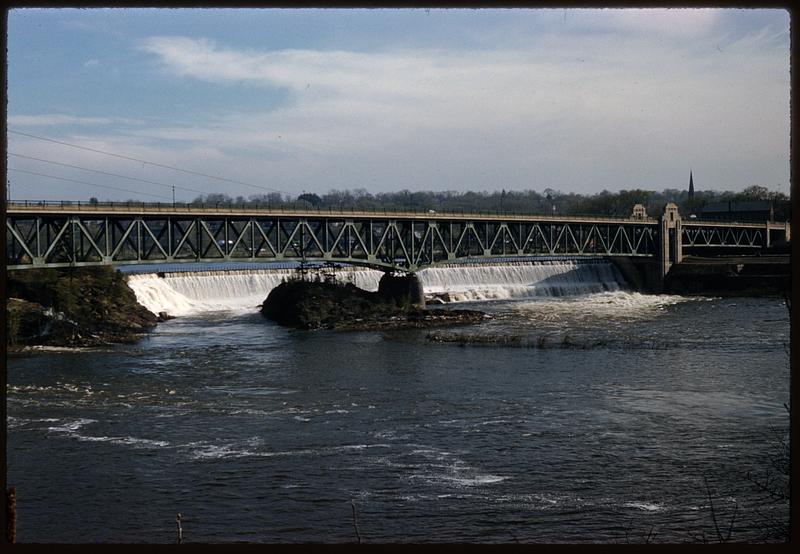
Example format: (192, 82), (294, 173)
(300, 219), (306, 261)
(430, 222), (435, 262)
(196, 217), (201, 261)
(137, 218), (143, 262)
(369, 221), (373, 256)
(224, 217), (229, 257)
(35, 217), (41, 260)
(104, 218), (110, 262)
(250, 219), (255, 260)
(410, 220), (414, 263)
(70, 217), (76, 265)
(168, 217), (173, 260)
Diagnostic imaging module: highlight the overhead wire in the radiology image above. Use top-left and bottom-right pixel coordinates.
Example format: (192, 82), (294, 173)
(8, 152), (209, 196)
(8, 129), (291, 196)
(7, 168), (172, 200)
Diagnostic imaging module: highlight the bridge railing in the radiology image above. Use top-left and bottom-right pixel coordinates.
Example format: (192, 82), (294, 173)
(7, 200), (661, 224)
(7, 200), (790, 228)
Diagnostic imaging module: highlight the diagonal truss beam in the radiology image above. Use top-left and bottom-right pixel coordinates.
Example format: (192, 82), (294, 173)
(9, 210), (774, 270)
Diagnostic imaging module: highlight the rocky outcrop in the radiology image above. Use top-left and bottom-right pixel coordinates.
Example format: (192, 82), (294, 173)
(261, 278), (487, 330)
(6, 267), (158, 348)
(378, 272), (426, 307)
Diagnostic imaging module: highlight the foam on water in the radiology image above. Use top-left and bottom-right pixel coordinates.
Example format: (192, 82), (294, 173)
(511, 290), (705, 321)
(184, 441), (390, 461)
(76, 435), (170, 448)
(126, 260), (630, 317)
(47, 418), (97, 433)
(622, 501), (665, 512)
(44, 418), (170, 449)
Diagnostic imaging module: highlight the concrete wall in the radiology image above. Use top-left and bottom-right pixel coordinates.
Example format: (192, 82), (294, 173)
(611, 257), (664, 293)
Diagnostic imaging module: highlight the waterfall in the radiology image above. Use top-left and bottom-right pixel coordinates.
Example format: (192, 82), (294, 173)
(127, 268), (382, 317)
(420, 261), (624, 302)
(126, 260), (627, 317)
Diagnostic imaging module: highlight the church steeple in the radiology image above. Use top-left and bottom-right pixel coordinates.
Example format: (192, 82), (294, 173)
(688, 171), (695, 200)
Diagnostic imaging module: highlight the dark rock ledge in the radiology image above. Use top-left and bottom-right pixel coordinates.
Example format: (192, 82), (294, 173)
(261, 278), (488, 331)
(6, 267), (158, 350)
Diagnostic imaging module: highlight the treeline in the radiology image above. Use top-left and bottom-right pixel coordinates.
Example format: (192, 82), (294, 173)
(185, 185), (788, 219)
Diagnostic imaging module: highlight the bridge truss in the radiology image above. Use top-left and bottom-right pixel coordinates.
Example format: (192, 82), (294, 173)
(6, 210), (661, 271)
(681, 223), (765, 249)
(6, 203), (784, 271)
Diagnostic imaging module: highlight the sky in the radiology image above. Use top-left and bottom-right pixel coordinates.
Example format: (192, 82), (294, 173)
(5, 8), (791, 202)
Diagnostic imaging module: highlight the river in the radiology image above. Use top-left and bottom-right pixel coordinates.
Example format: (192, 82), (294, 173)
(6, 260), (790, 543)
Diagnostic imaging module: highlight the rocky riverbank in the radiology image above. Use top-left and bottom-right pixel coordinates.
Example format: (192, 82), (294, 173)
(261, 278), (488, 330)
(6, 267), (158, 350)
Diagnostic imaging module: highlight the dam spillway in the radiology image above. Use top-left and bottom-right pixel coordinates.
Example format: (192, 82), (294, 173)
(126, 260), (627, 317)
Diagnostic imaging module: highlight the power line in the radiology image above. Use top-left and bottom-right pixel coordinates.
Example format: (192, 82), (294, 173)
(8, 129), (291, 195)
(7, 168), (172, 200)
(8, 152), (209, 196)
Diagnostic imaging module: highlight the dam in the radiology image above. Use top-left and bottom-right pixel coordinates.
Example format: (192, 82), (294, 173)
(124, 259), (627, 317)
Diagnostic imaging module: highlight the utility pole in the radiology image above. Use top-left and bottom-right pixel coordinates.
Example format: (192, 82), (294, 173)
(172, 185), (175, 206)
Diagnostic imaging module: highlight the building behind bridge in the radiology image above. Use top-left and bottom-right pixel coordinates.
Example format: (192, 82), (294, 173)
(686, 172), (790, 223)
(696, 199), (789, 223)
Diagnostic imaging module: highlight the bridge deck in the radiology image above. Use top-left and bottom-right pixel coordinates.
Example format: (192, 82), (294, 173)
(7, 201), (659, 225)
(8, 201), (784, 230)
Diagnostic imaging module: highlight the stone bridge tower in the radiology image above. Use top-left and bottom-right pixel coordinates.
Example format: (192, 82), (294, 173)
(660, 202), (682, 278)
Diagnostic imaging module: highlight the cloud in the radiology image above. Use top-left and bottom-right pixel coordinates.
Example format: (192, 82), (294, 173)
(136, 33), (788, 151)
(583, 8), (722, 37)
(14, 22), (787, 201)
(9, 114), (143, 126)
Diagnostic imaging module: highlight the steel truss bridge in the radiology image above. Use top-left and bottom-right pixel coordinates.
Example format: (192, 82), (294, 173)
(5, 201), (790, 273)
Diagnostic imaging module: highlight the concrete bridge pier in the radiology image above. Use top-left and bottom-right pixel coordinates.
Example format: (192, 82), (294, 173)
(612, 203), (683, 293)
(378, 272), (425, 308)
(766, 221), (792, 247)
(659, 202), (682, 282)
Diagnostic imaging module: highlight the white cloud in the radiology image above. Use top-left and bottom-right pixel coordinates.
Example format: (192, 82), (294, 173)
(136, 33), (787, 185)
(14, 24), (787, 201)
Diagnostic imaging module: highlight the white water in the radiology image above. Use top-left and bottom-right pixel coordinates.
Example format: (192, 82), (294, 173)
(127, 268), (382, 316)
(127, 261), (628, 317)
(420, 261), (623, 302)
